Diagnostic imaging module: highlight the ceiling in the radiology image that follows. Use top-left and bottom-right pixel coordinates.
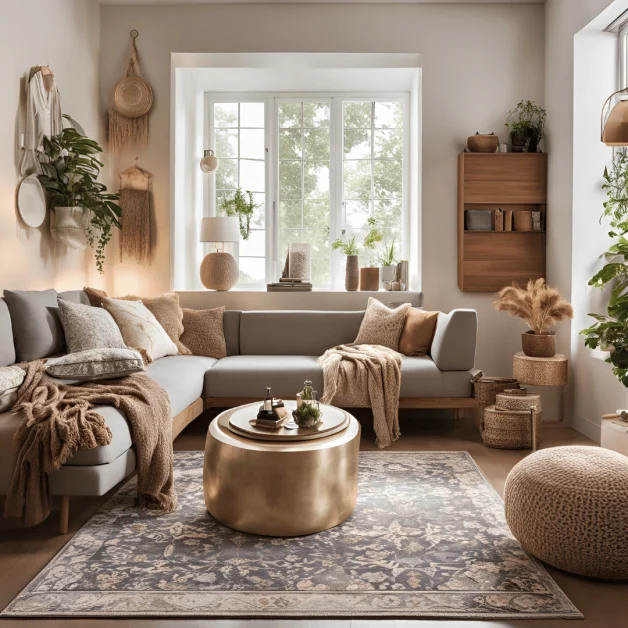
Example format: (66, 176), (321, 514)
(99, 0), (545, 5)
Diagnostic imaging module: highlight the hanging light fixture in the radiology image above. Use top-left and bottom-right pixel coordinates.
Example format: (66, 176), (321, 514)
(601, 88), (628, 146)
(200, 149), (219, 173)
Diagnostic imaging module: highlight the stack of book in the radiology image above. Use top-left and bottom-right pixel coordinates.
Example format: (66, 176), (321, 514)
(254, 399), (290, 429)
(267, 278), (312, 292)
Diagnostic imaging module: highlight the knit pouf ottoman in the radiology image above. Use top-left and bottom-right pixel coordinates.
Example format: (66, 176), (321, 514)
(504, 446), (628, 580)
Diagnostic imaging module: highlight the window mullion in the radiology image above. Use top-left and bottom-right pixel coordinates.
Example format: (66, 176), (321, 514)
(301, 102), (305, 232)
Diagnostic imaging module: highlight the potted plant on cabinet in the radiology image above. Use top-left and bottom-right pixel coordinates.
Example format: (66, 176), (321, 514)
(495, 279), (573, 357)
(220, 188), (259, 240)
(581, 150), (628, 385)
(505, 100), (546, 153)
(38, 128), (122, 273)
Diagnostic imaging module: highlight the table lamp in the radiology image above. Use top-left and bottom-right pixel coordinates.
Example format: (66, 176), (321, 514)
(199, 216), (240, 290)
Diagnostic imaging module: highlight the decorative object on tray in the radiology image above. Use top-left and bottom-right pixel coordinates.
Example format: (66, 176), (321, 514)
(495, 278), (573, 358)
(253, 388), (290, 428)
(109, 30), (153, 149)
(38, 127), (122, 270)
(288, 243), (311, 282)
(293, 380), (322, 427)
(199, 216), (240, 291)
(16, 174), (46, 228)
(220, 188), (259, 240)
(118, 159), (151, 265)
(467, 132), (499, 153)
(601, 86), (628, 145)
(505, 100), (546, 153)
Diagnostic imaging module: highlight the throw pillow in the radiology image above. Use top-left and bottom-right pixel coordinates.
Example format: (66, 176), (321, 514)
(398, 308), (439, 356)
(102, 298), (179, 363)
(354, 297), (411, 351)
(45, 348), (145, 381)
(3, 289), (65, 361)
(180, 307), (227, 358)
(57, 298), (127, 354)
(0, 366), (25, 412)
(84, 288), (190, 355)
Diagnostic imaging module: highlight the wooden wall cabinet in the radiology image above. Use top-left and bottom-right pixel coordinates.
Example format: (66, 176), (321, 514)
(458, 153), (547, 292)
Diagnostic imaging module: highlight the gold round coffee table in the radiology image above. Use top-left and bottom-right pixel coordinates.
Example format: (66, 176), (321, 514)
(203, 401), (361, 537)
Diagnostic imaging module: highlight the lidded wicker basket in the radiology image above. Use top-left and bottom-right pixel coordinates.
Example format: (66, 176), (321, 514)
(472, 376), (519, 407)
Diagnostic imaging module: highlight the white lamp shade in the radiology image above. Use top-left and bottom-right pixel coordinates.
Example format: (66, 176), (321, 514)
(200, 216), (240, 242)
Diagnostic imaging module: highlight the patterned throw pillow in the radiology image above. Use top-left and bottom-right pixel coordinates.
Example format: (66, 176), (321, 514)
(102, 298), (179, 363)
(57, 298), (127, 354)
(180, 307), (227, 359)
(398, 308), (439, 357)
(0, 366), (25, 412)
(354, 298), (411, 351)
(45, 348), (145, 381)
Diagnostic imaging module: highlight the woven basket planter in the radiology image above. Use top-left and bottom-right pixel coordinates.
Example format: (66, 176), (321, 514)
(473, 377), (519, 407)
(482, 406), (542, 450)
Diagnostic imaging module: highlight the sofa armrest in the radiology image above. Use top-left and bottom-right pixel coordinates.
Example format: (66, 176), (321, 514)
(430, 309), (478, 372)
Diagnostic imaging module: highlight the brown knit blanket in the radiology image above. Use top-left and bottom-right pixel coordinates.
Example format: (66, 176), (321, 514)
(4, 361), (176, 527)
(318, 344), (402, 448)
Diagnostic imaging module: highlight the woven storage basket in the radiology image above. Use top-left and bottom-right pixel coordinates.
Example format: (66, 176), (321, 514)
(473, 377), (519, 407)
(482, 406), (542, 450)
(495, 391), (542, 413)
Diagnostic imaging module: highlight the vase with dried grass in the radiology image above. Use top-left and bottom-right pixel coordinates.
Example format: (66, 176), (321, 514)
(494, 279), (574, 357)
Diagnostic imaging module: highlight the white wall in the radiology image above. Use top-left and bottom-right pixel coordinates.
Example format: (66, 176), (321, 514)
(100, 2), (545, 377)
(0, 0), (105, 293)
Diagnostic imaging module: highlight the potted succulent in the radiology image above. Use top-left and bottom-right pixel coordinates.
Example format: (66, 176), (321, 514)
(581, 150), (628, 385)
(220, 188), (259, 240)
(505, 100), (546, 153)
(38, 128), (121, 273)
(495, 279), (573, 357)
(376, 238), (398, 286)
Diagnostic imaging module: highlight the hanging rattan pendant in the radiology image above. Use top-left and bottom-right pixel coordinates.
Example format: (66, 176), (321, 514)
(601, 88), (628, 146)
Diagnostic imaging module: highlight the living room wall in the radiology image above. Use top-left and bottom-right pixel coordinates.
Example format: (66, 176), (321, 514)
(100, 2), (544, 378)
(0, 0), (106, 293)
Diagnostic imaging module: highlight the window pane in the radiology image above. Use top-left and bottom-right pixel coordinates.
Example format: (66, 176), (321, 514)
(343, 102), (371, 129)
(239, 229), (265, 257)
(215, 129), (238, 158)
(239, 256), (266, 284)
(240, 102), (264, 128)
(312, 258), (330, 286)
(251, 192), (265, 229)
(373, 160), (402, 198)
(374, 198), (402, 229)
(304, 162), (329, 200)
(343, 160), (371, 201)
(279, 129), (302, 160)
(375, 102), (403, 129)
(240, 159), (265, 192)
(280, 200), (302, 229)
(240, 129), (265, 160)
(279, 102), (301, 128)
(303, 200), (329, 230)
(374, 129), (402, 160)
(344, 128), (371, 159)
(303, 102), (330, 128)
(304, 129), (330, 161)
(279, 161), (302, 199)
(215, 158), (238, 189)
(345, 200), (371, 229)
(214, 103), (238, 128)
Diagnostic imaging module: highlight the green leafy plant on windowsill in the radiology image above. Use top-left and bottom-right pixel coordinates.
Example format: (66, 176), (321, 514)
(220, 188), (259, 240)
(581, 149), (628, 386)
(376, 238), (398, 267)
(332, 218), (383, 263)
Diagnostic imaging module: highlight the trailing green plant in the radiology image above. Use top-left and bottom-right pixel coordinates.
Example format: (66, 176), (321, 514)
(581, 149), (628, 386)
(376, 238), (398, 267)
(38, 127), (121, 273)
(332, 217), (382, 258)
(220, 188), (258, 240)
(505, 100), (546, 152)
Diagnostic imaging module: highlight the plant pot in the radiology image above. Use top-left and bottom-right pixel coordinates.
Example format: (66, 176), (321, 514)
(467, 133), (499, 153)
(345, 255), (359, 291)
(381, 264), (397, 284)
(510, 130), (529, 153)
(360, 267), (379, 291)
(521, 330), (556, 358)
(50, 206), (89, 250)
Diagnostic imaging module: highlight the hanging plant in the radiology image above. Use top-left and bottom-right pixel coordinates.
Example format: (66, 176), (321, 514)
(220, 188), (259, 240)
(38, 127), (121, 273)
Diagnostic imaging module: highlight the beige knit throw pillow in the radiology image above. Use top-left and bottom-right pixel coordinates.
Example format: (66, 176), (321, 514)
(354, 298), (411, 351)
(180, 307), (227, 359)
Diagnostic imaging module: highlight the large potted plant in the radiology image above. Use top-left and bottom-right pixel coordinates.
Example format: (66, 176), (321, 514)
(581, 150), (628, 384)
(505, 100), (546, 153)
(38, 128), (121, 273)
(495, 279), (573, 357)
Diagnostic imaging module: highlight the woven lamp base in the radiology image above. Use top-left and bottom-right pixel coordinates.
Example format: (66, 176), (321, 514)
(200, 252), (239, 291)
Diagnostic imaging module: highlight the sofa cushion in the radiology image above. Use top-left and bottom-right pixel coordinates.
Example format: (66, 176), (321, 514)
(354, 298), (410, 350)
(0, 300), (16, 367)
(204, 355), (324, 399)
(239, 311), (364, 356)
(223, 310), (241, 356)
(58, 289), (91, 306)
(46, 348), (145, 382)
(181, 307), (227, 358)
(399, 355), (472, 398)
(3, 289), (65, 361)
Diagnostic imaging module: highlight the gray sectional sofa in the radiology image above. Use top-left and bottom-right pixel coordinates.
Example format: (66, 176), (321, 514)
(0, 289), (479, 532)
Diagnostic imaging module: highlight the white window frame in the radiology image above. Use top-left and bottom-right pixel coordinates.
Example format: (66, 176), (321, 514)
(620, 23), (628, 89)
(205, 92), (410, 290)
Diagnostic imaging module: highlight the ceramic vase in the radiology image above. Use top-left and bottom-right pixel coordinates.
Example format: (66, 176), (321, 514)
(345, 255), (359, 291)
(360, 267), (380, 291)
(381, 264), (396, 284)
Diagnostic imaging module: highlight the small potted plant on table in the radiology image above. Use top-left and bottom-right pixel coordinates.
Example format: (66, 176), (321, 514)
(505, 100), (546, 153)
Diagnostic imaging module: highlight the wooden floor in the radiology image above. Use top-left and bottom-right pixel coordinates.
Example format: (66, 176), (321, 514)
(1, 409), (627, 627)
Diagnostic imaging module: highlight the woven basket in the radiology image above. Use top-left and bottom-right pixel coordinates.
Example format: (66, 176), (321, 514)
(482, 406), (542, 450)
(473, 377), (519, 407)
(496, 391), (542, 413)
(114, 76), (153, 118)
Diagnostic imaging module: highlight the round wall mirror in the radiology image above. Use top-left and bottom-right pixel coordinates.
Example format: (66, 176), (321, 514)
(17, 174), (47, 228)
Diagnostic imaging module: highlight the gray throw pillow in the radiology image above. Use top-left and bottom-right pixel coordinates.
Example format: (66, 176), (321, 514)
(3, 289), (65, 362)
(57, 298), (127, 354)
(45, 348), (145, 382)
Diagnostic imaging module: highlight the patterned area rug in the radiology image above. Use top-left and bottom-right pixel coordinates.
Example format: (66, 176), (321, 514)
(2, 451), (581, 619)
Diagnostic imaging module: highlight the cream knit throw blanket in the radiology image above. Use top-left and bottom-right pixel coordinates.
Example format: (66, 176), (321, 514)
(4, 361), (176, 527)
(319, 344), (402, 448)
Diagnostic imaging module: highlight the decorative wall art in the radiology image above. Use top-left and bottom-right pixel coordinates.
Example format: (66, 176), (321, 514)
(118, 159), (152, 264)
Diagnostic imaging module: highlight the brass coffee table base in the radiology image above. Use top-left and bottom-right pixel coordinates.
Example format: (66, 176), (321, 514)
(203, 403), (361, 537)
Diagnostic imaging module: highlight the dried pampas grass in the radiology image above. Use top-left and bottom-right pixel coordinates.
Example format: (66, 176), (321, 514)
(108, 109), (149, 150)
(495, 278), (573, 334)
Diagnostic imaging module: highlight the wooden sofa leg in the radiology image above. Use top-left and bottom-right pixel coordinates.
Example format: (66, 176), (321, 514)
(60, 496), (69, 534)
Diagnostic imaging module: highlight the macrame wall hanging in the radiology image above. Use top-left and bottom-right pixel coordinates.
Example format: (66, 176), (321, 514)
(109, 30), (153, 149)
(119, 159), (151, 264)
